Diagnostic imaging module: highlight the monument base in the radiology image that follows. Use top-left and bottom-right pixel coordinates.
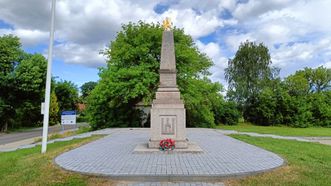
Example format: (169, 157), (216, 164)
(148, 139), (189, 149)
(135, 141), (203, 153)
(149, 103), (188, 149)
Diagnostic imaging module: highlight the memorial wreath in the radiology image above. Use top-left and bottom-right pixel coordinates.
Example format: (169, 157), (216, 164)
(159, 138), (175, 151)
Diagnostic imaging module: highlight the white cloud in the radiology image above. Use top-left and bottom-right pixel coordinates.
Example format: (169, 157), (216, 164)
(219, 0), (237, 11)
(233, 0), (297, 21)
(196, 40), (228, 84)
(272, 39), (331, 67)
(54, 43), (106, 67)
(0, 0), (235, 68)
(162, 9), (225, 39)
(1, 0), (330, 83)
(0, 0), (50, 30)
(223, 0), (331, 78)
(323, 61), (331, 69)
(225, 33), (255, 52)
(0, 28), (48, 46)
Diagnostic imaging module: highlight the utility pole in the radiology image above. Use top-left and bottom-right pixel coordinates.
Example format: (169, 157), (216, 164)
(41, 0), (56, 153)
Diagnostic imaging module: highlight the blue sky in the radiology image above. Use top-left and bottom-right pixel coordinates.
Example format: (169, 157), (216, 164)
(0, 0), (330, 90)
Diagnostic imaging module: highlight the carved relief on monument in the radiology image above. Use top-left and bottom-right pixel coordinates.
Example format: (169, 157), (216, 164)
(160, 115), (176, 135)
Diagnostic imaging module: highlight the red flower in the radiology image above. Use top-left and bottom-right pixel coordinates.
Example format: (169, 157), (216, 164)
(159, 138), (175, 151)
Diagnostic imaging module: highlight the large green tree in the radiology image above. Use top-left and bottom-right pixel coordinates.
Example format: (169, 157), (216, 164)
(0, 35), (22, 131)
(225, 40), (277, 118)
(54, 80), (79, 112)
(244, 66), (331, 127)
(283, 67), (331, 127)
(87, 21), (232, 129)
(80, 81), (97, 101)
(12, 54), (47, 128)
(299, 66), (331, 93)
(0, 35), (48, 131)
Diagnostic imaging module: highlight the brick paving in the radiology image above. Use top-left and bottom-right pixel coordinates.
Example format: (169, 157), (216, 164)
(55, 128), (284, 182)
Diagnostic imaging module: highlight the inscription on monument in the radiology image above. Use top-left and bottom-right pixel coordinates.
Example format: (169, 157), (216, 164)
(161, 115), (176, 135)
(161, 73), (175, 86)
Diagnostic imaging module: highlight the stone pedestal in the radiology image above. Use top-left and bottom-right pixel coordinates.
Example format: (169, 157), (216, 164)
(148, 100), (188, 148)
(148, 30), (188, 149)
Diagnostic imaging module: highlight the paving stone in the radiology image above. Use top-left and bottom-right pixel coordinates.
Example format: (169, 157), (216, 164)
(55, 128), (284, 181)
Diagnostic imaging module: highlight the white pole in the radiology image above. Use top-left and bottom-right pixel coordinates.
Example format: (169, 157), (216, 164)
(42, 0), (56, 153)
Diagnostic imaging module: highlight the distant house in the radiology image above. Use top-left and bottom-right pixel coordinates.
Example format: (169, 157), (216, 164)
(77, 103), (86, 112)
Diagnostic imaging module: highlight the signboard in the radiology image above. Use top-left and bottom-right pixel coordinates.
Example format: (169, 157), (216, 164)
(61, 110), (76, 125)
(41, 102), (45, 115)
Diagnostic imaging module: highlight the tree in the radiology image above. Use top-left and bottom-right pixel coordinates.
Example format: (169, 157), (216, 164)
(302, 66), (331, 93)
(12, 54), (47, 128)
(0, 35), (22, 131)
(87, 21), (228, 129)
(0, 35), (22, 77)
(80, 81), (97, 100)
(217, 100), (241, 125)
(312, 66), (331, 92)
(55, 80), (79, 111)
(284, 71), (310, 96)
(49, 91), (60, 125)
(225, 40), (277, 120)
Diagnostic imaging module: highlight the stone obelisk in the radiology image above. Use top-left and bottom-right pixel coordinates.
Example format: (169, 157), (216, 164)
(148, 18), (188, 149)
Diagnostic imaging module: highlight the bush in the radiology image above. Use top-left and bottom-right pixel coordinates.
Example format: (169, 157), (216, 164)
(218, 101), (241, 125)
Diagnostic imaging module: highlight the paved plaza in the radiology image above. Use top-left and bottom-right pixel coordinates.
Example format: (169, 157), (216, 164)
(55, 128), (284, 182)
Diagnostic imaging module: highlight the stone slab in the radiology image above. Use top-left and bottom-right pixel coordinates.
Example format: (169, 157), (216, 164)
(55, 128), (285, 182)
(133, 142), (203, 154)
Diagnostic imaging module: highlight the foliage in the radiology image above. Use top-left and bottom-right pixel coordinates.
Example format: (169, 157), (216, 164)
(310, 91), (331, 127)
(87, 21), (229, 129)
(215, 100), (240, 125)
(80, 81), (97, 100)
(301, 66), (331, 93)
(0, 35), (22, 76)
(0, 35), (80, 131)
(181, 78), (224, 128)
(225, 40), (276, 109)
(0, 36), (47, 130)
(49, 91), (59, 125)
(226, 40), (331, 127)
(0, 35), (22, 131)
(12, 54), (47, 128)
(282, 67), (331, 127)
(54, 80), (79, 112)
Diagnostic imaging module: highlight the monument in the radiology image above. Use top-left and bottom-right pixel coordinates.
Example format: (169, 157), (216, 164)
(148, 18), (188, 149)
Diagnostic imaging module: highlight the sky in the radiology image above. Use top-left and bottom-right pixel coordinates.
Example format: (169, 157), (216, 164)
(0, 0), (330, 90)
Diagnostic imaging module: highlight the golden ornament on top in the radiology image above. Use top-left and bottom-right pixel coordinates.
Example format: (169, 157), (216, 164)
(162, 17), (172, 31)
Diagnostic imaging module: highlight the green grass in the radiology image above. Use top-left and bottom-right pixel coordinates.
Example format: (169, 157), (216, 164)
(34, 126), (92, 143)
(227, 134), (331, 186)
(0, 135), (115, 186)
(217, 123), (331, 137)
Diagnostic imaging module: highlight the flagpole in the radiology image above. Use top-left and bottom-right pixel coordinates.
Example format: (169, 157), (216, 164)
(42, 0), (56, 153)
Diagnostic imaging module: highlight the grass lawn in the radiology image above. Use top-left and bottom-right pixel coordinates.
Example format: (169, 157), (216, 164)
(227, 134), (331, 186)
(0, 135), (115, 186)
(217, 123), (331, 137)
(34, 126), (92, 143)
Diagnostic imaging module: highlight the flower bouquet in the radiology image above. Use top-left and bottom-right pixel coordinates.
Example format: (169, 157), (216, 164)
(159, 138), (175, 151)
